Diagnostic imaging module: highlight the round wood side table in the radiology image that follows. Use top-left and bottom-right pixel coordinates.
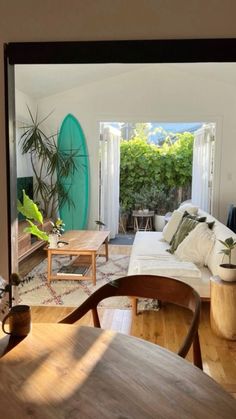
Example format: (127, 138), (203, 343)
(132, 210), (154, 232)
(210, 275), (236, 340)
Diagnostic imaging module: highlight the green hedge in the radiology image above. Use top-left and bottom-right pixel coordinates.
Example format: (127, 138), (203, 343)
(120, 132), (193, 212)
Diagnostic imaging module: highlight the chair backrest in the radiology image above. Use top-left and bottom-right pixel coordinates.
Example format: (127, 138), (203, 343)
(60, 274), (202, 369)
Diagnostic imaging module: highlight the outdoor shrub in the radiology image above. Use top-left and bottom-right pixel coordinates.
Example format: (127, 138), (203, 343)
(120, 132), (193, 212)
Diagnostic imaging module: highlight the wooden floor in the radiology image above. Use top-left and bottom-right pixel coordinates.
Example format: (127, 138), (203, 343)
(20, 244), (236, 399)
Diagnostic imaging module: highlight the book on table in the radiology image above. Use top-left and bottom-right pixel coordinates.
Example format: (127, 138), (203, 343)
(57, 265), (89, 276)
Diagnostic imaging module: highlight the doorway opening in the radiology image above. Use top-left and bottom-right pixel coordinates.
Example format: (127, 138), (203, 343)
(99, 121), (216, 243)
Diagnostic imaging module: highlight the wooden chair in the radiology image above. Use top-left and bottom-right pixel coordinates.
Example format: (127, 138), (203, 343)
(59, 274), (203, 369)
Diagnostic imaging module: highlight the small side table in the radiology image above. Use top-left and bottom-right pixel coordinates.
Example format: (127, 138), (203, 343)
(132, 211), (154, 232)
(210, 276), (236, 340)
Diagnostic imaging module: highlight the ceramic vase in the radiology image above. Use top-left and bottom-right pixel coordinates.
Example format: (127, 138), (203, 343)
(48, 233), (58, 249)
(154, 214), (165, 232)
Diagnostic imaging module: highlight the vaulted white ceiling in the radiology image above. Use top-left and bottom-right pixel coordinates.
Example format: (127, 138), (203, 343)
(15, 64), (148, 99)
(15, 63), (236, 100)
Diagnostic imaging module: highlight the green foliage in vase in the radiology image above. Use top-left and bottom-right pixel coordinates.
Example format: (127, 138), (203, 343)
(17, 191), (66, 243)
(23, 219), (49, 242)
(50, 218), (65, 236)
(17, 190), (49, 242)
(17, 189), (43, 224)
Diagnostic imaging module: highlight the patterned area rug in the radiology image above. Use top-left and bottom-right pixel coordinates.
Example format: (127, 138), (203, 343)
(19, 254), (132, 308)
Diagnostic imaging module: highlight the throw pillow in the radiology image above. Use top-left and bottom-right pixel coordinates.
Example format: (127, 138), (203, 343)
(162, 210), (184, 243)
(178, 203), (199, 215)
(183, 213), (207, 222)
(185, 213), (214, 229)
(167, 217), (200, 254)
(207, 221), (215, 230)
(175, 222), (215, 267)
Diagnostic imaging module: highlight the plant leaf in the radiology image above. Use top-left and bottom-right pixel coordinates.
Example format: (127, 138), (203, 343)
(225, 237), (235, 247)
(218, 239), (228, 247)
(17, 190), (43, 224)
(24, 220), (49, 242)
(219, 249), (230, 256)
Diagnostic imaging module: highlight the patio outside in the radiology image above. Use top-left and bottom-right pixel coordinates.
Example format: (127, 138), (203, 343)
(100, 121), (215, 245)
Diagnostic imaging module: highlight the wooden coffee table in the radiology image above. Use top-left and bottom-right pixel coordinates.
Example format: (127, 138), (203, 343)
(47, 230), (110, 285)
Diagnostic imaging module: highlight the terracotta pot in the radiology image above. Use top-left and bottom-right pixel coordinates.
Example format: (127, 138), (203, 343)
(217, 264), (236, 282)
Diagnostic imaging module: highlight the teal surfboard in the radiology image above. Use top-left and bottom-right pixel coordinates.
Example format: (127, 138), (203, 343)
(58, 114), (90, 230)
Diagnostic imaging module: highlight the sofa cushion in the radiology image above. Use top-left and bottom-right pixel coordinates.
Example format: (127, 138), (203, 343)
(133, 257), (201, 278)
(162, 210), (184, 243)
(168, 216), (206, 254)
(185, 214), (215, 230)
(178, 203), (199, 215)
(175, 222), (215, 267)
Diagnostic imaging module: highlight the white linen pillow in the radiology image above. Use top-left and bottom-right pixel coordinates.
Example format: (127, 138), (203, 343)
(162, 210), (184, 243)
(175, 222), (215, 267)
(178, 203), (198, 215)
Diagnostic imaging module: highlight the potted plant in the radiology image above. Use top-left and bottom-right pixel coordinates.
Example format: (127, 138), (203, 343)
(17, 190), (65, 248)
(19, 107), (78, 219)
(0, 272), (33, 318)
(48, 218), (65, 248)
(218, 237), (236, 282)
(17, 190), (50, 242)
(147, 187), (174, 232)
(133, 190), (148, 213)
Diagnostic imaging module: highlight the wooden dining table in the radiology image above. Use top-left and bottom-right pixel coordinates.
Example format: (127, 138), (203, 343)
(0, 323), (235, 418)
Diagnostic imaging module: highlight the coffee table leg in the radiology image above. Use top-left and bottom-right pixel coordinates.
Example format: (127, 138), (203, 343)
(48, 251), (52, 283)
(105, 237), (109, 261)
(92, 252), (96, 286)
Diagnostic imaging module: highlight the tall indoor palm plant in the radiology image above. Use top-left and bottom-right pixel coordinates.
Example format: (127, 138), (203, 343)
(19, 107), (78, 219)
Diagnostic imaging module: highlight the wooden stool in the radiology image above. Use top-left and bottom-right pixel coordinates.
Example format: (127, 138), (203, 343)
(132, 211), (154, 232)
(210, 276), (236, 340)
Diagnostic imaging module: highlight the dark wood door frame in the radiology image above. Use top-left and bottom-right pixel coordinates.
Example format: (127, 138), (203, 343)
(4, 38), (236, 278)
(6, 39), (236, 64)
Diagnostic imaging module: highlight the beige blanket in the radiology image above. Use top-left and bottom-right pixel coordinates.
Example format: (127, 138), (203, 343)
(133, 255), (201, 278)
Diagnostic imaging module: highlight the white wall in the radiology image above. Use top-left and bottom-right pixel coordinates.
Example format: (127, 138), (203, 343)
(1, 0), (236, 278)
(35, 64), (236, 226)
(15, 89), (36, 178)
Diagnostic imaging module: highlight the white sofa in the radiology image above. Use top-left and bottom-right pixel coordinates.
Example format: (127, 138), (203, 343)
(128, 207), (236, 299)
